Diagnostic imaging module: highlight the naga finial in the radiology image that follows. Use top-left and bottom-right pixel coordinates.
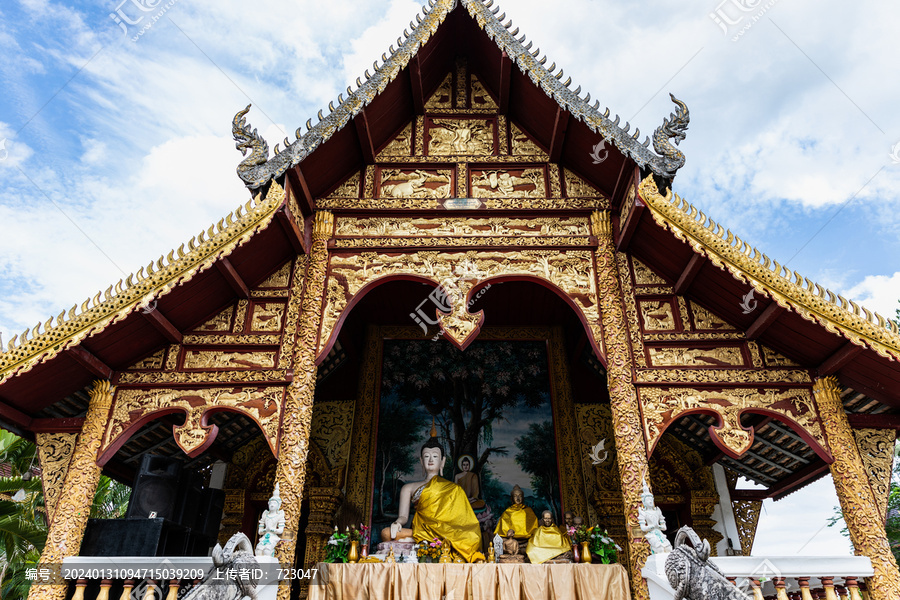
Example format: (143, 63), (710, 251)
(232, 104), (270, 183)
(652, 94), (690, 177)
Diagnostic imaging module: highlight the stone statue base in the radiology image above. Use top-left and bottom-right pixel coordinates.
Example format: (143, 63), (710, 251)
(498, 554), (525, 564)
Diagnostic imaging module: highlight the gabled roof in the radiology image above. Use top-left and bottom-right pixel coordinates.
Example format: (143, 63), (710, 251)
(638, 175), (900, 363)
(232, 0), (691, 190)
(0, 183), (286, 388)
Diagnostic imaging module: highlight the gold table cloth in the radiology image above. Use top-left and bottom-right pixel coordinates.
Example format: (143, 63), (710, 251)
(308, 562), (631, 600)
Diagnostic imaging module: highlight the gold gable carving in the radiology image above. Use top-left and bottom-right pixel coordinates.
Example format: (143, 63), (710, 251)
(690, 301), (736, 331)
(257, 262), (292, 289)
(632, 258), (667, 286)
(377, 123), (412, 159)
(425, 72), (453, 109)
(510, 122), (546, 157)
(564, 169), (603, 198)
(470, 74), (498, 110)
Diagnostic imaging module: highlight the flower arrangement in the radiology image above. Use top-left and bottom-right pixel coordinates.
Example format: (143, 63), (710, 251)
(416, 537), (443, 561)
(325, 526), (350, 563)
(567, 525), (590, 545)
(588, 528), (621, 564)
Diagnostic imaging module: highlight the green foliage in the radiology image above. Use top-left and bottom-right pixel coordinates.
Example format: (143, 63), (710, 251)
(374, 392), (426, 517)
(324, 529), (350, 563)
(588, 527), (620, 565)
(380, 339), (550, 467)
(514, 421), (561, 520)
(0, 431), (131, 599)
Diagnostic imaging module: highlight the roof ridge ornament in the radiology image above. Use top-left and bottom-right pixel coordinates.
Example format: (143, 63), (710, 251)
(652, 94), (690, 177)
(232, 104), (270, 183)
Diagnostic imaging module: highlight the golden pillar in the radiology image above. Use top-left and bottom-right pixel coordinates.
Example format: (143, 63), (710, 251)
(591, 210), (652, 599)
(273, 210), (333, 600)
(813, 376), (900, 600)
(28, 380), (114, 600)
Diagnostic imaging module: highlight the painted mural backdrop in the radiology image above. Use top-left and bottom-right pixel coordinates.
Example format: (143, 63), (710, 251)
(372, 338), (560, 545)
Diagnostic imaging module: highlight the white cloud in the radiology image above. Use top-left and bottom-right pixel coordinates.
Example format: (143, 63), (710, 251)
(752, 477), (852, 556)
(845, 272), (900, 320)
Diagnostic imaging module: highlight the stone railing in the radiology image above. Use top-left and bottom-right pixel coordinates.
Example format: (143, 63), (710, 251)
(643, 554), (874, 599)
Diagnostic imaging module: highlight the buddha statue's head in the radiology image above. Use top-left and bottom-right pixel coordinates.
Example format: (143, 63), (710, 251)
(510, 485), (524, 506)
(421, 436), (446, 474)
(564, 511), (574, 527)
(541, 511), (554, 527)
(460, 456), (471, 472)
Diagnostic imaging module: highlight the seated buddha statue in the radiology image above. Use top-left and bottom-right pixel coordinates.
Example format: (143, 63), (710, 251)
(526, 511), (572, 564)
(454, 455), (485, 510)
(380, 429), (484, 563)
(493, 485), (538, 542)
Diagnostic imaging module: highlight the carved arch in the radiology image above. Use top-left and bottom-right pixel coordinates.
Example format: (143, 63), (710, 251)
(320, 250), (606, 361)
(98, 386), (285, 465)
(638, 387), (831, 462)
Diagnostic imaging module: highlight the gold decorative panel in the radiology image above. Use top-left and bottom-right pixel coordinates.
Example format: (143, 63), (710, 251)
(321, 250), (602, 358)
(257, 262), (292, 289)
(762, 345), (798, 367)
(638, 386), (828, 458)
(732, 499), (762, 555)
(35, 432), (78, 523)
(127, 348), (166, 370)
(334, 216), (589, 238)
(470, 74), (497, 110)
(470, 168), (545, 198)
(427, 118), (494, 156)
(425, 73), (453, 110)
(250, 301), (285, 332)
(510, 123), (546, 157)
(853, 428), (896, 522)
(647, 345), (744, 367)
(101, 386), (284, 459)
(690, 301), (735, 331)
(638, 300), (676, 331)
(377, 123), (412, 159)
(564, 169), (604, 198)
(378, 168), (452, 199)
(193, 307), (233, 333)
(632, 258), (667, 286)
(310, 400), (355, 469)
(182, 349), (277, 370)
(325, 171), (361, 199)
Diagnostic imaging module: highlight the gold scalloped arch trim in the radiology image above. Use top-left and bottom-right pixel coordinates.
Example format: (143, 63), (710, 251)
(638, 175), (900, 362)
(0, 182), (285, 385)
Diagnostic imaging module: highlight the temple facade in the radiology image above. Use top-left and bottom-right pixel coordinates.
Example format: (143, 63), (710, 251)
(2, 1), (899, 600)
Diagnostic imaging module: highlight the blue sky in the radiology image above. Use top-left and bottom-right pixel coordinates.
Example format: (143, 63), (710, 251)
(3, 0), (897, 555)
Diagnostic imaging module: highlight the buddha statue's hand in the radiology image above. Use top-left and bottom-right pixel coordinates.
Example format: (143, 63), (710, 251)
(390, 521), (402, 540)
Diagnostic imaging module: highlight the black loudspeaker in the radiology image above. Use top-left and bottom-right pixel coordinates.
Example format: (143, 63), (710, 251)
(196, 488), (226, 539)
(126, 455), (182, 520)
(81, 518), (166, 556)
(176, 474), (203, 530)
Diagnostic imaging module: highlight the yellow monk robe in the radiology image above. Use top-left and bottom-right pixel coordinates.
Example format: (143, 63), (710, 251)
(493, 504), (538, 538)
(412, 476), (484, 562)
(526, 526), (572, 564)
